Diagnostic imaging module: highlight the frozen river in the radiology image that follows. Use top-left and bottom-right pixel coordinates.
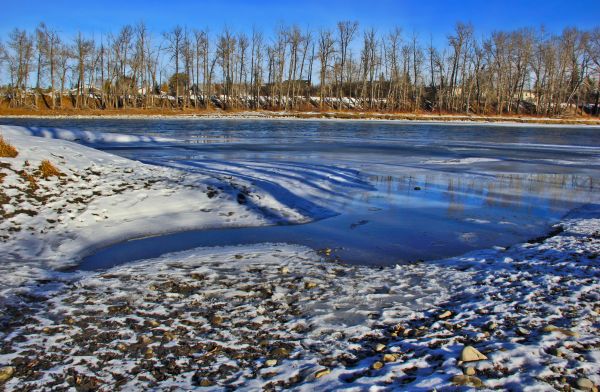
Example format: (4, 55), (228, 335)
(4, 118), (599, 267)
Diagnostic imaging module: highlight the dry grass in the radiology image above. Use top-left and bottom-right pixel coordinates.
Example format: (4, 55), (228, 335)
(20, 170), (38, 192)
(0, 136), (18, 158)
(39, 160), (61, 178)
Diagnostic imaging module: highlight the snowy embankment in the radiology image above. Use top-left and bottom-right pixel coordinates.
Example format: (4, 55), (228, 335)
(0, 125), (367, 300)
(0, 125), (598, 390)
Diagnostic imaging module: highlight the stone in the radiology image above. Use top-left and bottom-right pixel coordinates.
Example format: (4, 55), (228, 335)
(371, 361), (384, 370)
(280, 266), (290, 274)
(148, 320), (160, 328)
(383, 354), (397, 363)
(0, 367), (15, 383)
(199, 379), (213, 387)
(516, 327), (529, 336)
(452, 375), (484, 388)
(304, 282), (317, 289)
(484, 321), (498, 331)
(576, 378), (595, 391)
(439, 310), (452, 319)
(542, 325), (580, 338)
(375, 343), (386, 352)
(116, 343), (128, 352)
(144, 347), (154, 358)
(269, 347), (290, 359)
(464, 367), (476, 376)
(265, 359), (278, 367)
(210, 315), (224, 325)
(460, 346), (488, 362)
(315, 368), (331, 379)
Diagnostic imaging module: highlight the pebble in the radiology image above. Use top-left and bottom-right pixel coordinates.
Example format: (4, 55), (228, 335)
(279, 266), (289, 274)
(0, 366), (15, 383)
(315, 368), (331, 379)
(371, 361), (384, 370)
(452, 375), (484, 388)
(304, 282), (317, 289)
(516, 327), (529, 336)
(211, 315), (224, 325)
(375, 343), (386, 352)
(383, 354), (397, 363)
(439, 310), (452, 319)
(464, 367), (476, 376)
(576, 378), (595, 391)
(542, 325), (580, 338)
(460, 346), (488, 362)
(265, 359), (278, 367)
(269, 347), (290, 359)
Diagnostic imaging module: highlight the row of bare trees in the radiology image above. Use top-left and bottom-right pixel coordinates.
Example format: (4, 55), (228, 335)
(0, 21), (599, 115)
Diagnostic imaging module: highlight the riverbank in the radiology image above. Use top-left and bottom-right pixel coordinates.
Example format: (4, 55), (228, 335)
(0, 126), (598, 391)
(1, 108), (600, 126)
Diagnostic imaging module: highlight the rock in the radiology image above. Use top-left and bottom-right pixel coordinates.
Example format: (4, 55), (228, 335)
(576, 378), (595, 391)
(116, 343), (128, 352)
(315, 368), (331, 379)
(304, 281), (317, 289)
(464, 367), (476, 376)
(542, 325), (580, 338)
(516, 327), (529, 336)
(148, 320), (160, 328)
(163, 332), (176, 341)
(452, 375), (484, 388)
(138, 335), (152, 345)
(375, 343), (386, 352)
(460, 346), (488, 362)
(383, 353), (397, 363)
(199, 379), (213, 387)
(0, 366), (15, 383)
(280, 266), (289, 274)
(265, 359), (278, 367)
(269, 347), (290, 359)
(414, 186), (421, 190)
(210, 315), (224, 325)
(439, 310), (452, 319)
(236, 193), (246, 204)
(371, 361), (384, 370)
(484, 321), (498, 331)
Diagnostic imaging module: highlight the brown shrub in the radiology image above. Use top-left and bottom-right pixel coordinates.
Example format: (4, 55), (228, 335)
(0, 136), (18, 158)
(39, 160), (61, 178)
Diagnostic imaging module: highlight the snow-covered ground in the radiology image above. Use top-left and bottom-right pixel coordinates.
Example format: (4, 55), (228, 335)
(0, 125), (598, 391)
(0, 125), (367, 301)
(0, 210), (598, 391)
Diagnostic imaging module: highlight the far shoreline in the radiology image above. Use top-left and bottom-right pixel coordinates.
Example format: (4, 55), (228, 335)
(1, 109), (600, 127)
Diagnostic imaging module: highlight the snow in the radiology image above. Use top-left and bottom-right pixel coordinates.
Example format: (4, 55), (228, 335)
(0, 126), (367, 303)
(0, 209), (598, 390)
(0, 125), (598, 391)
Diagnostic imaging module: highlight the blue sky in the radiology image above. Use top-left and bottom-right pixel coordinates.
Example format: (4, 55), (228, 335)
(0, 0), (595, 44)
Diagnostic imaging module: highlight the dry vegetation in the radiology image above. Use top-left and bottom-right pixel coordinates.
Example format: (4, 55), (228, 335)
(0, 136), (18, 158)
(38, 160), (61, 179)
